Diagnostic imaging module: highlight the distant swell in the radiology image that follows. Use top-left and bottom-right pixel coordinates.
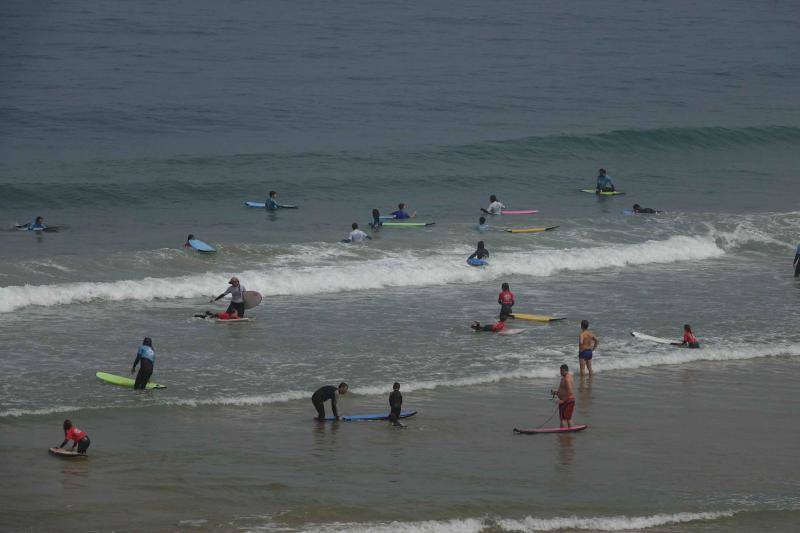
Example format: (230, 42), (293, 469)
(0, 234), (724, 313)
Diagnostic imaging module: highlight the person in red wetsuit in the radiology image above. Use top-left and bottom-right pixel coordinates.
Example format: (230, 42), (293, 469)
(58, 419), (91, 455)
(194, 309), (240, 320)
(678, 324), (700, 348)
(498, 282), (515, 317)
(471, 314), (507, 332)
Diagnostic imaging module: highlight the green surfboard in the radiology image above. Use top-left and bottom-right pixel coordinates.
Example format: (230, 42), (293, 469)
(96, 371), (166, 389)
(580, 189), (625, 196)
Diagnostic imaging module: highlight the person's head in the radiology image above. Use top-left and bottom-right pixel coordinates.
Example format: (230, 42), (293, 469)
(338, 382), (349, 394)
(684, 324), (692, 333)
(398, 203), (405, 210)
(269, 191), (277, 198)
(471, 320), (481, 330)
(479, 216), (486, 224)
(477, 240), (485, 250)
(229, 276), (239, 286)
(632, 204), (640, 211)
(372, 209), (380, 218)
(142, 337), (153, 347)
(490, 194), (497, 202)
(187, 234), (194, 241)
(35, 216), (44, 224)
(581, 319), (589, 330)
(352, 222), (359, 230)
(393, 382), (400, 391)
(501, 282), (509, 291)
(63, 419), (73, 432)
(560, 364), (569, 376)
(598, 168), (606, 176)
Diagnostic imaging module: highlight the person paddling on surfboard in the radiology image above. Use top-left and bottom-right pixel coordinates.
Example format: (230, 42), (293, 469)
(390, 203), (416, 219)
(632, 204), (660, 214)
(471, 314), (507, 333)
(265, 190), (295, 210)
(675, 324), (700, 348)
(498, 282), (514, 318)
(550, 364), (576, 428)
(595, 168), (615, 193)
(481, 195), (505, 215)
(27, 215), (47, 230)
(468, 241), (490, 262)
(578, 320), (598, 376)
(312, 383), (348, 420)
(388, 382), (403, 427)
(343, 222), (371, 243)
(211, 277), (246, 318)
(131, 337), (155, 390)
(58, 419), (91, 455)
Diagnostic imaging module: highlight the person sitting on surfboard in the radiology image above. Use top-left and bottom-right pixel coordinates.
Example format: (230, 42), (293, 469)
(498, 282), (514, 317)
(131, 337), (155, 390)
(58, 419), (91, 455)
(632, 204), (660, 214)
(344, 222), (371, 243)
(578, 320), (598, 376)
(481, 195), (505, 215)
(468, 241), (490, 262)
(471, 314), (507, 333)
(390, 203), (416, 219)
(477, 216), (489, 232)
(194, 308), (240, 320)
(312, 383), (348, 420)
(595, 168), (615, 192)
(550, 364), (576, 428)
(388, 382), (403, 426)
(677, 324), (700, 348)
(369, 209), (383, 229)
(211, 277), (246, 318)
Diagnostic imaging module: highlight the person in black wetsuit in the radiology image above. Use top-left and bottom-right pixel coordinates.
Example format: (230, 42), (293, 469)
(369, 209), (382, 229)
(388, 382), (403, 426)
(312, 383), (348, 420)
(794, 244), (800, 277)
(468, 241), (489, 261)
(632, 204), (660, 214)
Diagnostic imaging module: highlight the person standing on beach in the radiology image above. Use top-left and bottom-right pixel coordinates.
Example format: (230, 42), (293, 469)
(578, 320), (598, 376)
(551, 364), (575, 428)
(211, 277), (246, 318)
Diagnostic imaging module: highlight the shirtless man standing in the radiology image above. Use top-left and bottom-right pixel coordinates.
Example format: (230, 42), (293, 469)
(551, 364), (575, 428)
(578, 319), (599, 376)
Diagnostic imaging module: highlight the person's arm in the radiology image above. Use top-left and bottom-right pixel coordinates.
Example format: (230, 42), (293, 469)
(131, 352), (141, 373)
(211, 287), (230, 302)
(484, 250), (490, 258)
(468, 251), (477, 260)
(59, 439), (68, 448)
(331, 396), (339, 418)
(592, 335), (599, 349)
(480, 207), (490, 214)
(794, 253), (800, 266)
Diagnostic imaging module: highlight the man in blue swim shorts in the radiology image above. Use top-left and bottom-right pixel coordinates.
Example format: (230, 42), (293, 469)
(578, 319), (598, 376)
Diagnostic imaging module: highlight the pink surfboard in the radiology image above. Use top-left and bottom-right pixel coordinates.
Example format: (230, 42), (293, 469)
(513, 424), (588, 434)
(501, 210), (538, 215)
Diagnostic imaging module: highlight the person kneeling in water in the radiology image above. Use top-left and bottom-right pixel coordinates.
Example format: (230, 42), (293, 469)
(195, 308), (240, 320)
(468, 241), (490, 261)
(676, 324), (700, 348)
(632, 204), (660, 214)
(58, 419), (91, 455)
(471, 314), (507, 332)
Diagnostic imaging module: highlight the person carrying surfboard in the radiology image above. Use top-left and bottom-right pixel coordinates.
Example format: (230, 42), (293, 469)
(676, 324), (700, 348)
(211, 277), (246, 318)
(595, 168), (615, 193)
(57, 420), (91, 455)
(312, 383), (348, 420)
(550, 364), (576, 428)
(390, 203), (416, 219)
(468, 241), (490, 262)
(481, 195), (505, 215)
(578, 320), (598, 376)
(471, 314), (507, 333)
(498, 282), (514, 317)
(131, 337), (156, 390)
(388, 382), (403, 427)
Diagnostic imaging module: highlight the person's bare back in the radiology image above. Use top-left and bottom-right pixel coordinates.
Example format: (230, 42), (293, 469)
(578, 319), (598, 376)
(579, 329), (597, 351)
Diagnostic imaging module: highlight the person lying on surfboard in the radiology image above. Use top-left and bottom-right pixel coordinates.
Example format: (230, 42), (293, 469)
(480, 194), (505, 215)
(498, 282), (514, 317)
(550, 364), (576, 428)
(471, 314), (507, 332)
(632, 204), (661, 214)
(194, 308), (241, 320)
(675, 324), (700, 348)
(467, 241), (490, 262)
(477, 216), (489, 232)
(58, 419), (91, 455)
(312, 383), (348, 420)
(595, 168), (615, 192)
(390, 203), (416, 219)
(20, 215), (47, 230)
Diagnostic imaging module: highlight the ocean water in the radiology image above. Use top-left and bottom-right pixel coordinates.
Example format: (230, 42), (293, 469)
(2, 0), (800, 531)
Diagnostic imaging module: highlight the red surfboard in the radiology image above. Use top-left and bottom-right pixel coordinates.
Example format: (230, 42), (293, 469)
(513, 424), (588, 434)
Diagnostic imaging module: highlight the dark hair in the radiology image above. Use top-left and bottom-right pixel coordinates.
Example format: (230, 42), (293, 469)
(502, 282), (509, 291)
(599, 168), (606, 173)
(352, 222), (358, 230)
(633, 204), (640, 210)
(684, 324), (692, 332)
(490, 194), (497, 202)
(398, 203), (405, 209)
(372, 209), (380, 217)
(36, 216), (44, 222)
(560, 364), (569, 372)
(142, 337), (153, 347)
(477, 241), (485, 249)
(269, 191), (276, 197)
(581, 320), (589, 329)
(338, 382), (348, 389)
(393, 382), (400, 389)
(63, 419), (72, 431)
(479, 217), (486, 224)
(187, 234), (194, 240)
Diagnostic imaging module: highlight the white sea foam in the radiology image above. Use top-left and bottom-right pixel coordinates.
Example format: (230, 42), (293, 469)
(0, 234), (724, 313)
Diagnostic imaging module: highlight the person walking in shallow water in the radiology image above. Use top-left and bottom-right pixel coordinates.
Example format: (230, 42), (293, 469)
(131, 337), (155, 390)
(551, 364), (575, 428)
(578, 320), (598, 376)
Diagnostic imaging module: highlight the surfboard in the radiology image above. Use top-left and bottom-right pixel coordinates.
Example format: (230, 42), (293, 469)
(213, 317), (252, 323)
(16, 224), (60, 232)
(467, 257), (488, 267)
(243, 290), (262, 309)
(580, 189), (625, 196)
(187, 239), (216, 253)
(630, 331), (677, 345)
(96, 371), (166, 389)
(514, 425), (588, 434)
(505, 226), (559, 233)
(49, 447), (87, 458)
(244, 201), (298, 208)
(499, 328), (525, 335)
(501, 210), (538, 215)
(319, 410), (418, 422)
(381, 222), (435, 227)
(510, 313), (566, 323)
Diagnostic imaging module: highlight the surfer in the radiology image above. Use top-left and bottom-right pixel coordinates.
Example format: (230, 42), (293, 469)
(20, 216), (46, 230)
(312, 383), (349, 420)
(58, 420), (91, 455)
(265, 190), (293, 210)
(211, 277), (246, 318)
(391, 203), (416, 219)
(388, 382), (403, 426)
(481, 195), (505, 215)
(677, 324), (700, 348)
(632, 204), (660, 214)
(194, 309), (240, 320)
(468, 241), (490, 261)
(550, 364), (575, 428)
(471, 314), (507, 332)
(498, 282), (515, 317)
(578, 320), (598, 376)
(369, 209), (382, 229)
(477, 216), (489, 231)
(595, 168), (615, 193)
(131, 337), (155, 390)
(184, 234), (195, 248)
(344, 222), (371, 243)
(794, 244), (800, 277)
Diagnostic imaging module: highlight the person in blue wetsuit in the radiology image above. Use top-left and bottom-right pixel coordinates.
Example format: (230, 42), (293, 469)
(468, 241), (489, 261)
(794, 244), (800, 277)
(131, 337), (155, 390)
(595, 168), (615, 192)
(391, 203), (416, 219)
(22, 216), (47, 230)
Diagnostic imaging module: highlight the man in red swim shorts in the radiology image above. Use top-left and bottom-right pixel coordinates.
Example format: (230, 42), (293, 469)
(551, 364), (576, 428)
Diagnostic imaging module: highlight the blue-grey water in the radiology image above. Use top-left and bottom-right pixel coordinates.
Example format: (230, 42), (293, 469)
(2, 1), (800, 531)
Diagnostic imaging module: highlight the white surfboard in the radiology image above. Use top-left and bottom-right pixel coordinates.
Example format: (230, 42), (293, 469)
(630, 331), (677, 345)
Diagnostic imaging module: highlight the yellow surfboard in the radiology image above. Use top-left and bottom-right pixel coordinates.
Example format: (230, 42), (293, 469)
(505, 226), (559, 233)
(510, 313), (566, 322)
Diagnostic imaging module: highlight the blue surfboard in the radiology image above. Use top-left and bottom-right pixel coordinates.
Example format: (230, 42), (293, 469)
(188, 239), (216, 253)
(319, 410), (417, 421)
(467, 257), (488, 267)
